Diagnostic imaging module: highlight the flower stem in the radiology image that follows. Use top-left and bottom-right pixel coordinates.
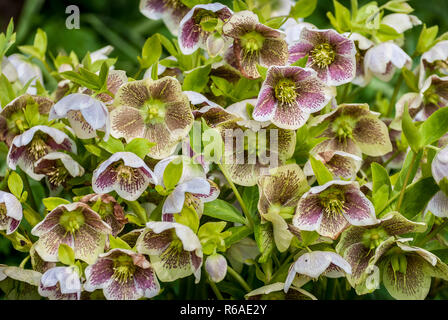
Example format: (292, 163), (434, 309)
(208, 278), (224, 300)
(386, 73), (404, 117)
(217, 163), (254, 229)
(19, 255), (31, 268)
(395, 151), (418, 211)
(227, 265), (252, 292)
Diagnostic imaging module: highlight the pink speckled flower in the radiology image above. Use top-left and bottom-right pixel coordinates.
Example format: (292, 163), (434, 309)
(84, 248), (160, 300)
(289, 28), (356, 86)
(253, 65), (332, 129)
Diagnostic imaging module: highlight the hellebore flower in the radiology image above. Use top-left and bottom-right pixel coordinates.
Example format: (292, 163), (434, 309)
(419, 40), (448, 86)
(154, 155), (219, 220)
(289, 28), (356, 86)
(0, 191), (22, 235)
(34, 152), (85, 192)
(139, 0), (189, 36)
(382, 13), (421, 34)
(380, 242), (448, 300)
(222, 10), (289, 79)
(179, 4), (233, 56)
(303, 150), (362, 180)
(343, 33), (374, 87)
(84, 248), (160, 300)
(292, 180), (378, 239)
(252, 66), (332, 130)
(92, 152), (157, 201)
(363, 42), (412, 82)
(311, 103), (392, 157)
(7, 54), (44, 95)
(38, 266), (81, 300)
(1, 57), (18, 83)
(31, 202), (112, 264)
(0, 94), (53, 146)
(205, 253), (227, 283)
(80, 193), (128, 236)
(281, 19), (316, 46)
(136, 221), (203, 283)
(49, 93), (110, 140)
(393, 75), (448, 129)
(257, 164), (309, 252)
(284, 251), (352, 293)
(225, 98), (270, 131)
(336, 211), (427, 295)
(426, 145), (448, 217)
(7, 125), (77, 180)
(246, 282), (317, 300)
(85, 70), (128, 104)
(110, 76), (193, 159)
(30, 243), (56, 274)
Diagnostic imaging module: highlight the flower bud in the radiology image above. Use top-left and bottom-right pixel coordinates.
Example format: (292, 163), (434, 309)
(205, 254), (227, 283)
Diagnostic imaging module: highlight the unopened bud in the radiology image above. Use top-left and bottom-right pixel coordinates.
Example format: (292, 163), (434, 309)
(205, 254), (227, 283)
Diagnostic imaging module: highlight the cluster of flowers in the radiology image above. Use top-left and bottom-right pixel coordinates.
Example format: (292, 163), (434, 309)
(1, 0), (448, 300)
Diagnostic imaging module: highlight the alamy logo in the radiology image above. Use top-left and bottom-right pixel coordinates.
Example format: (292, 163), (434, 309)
(65, 5), (80, 29)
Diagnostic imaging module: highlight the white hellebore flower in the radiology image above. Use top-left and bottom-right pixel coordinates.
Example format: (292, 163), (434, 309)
(154, 156), (219, 220)
(364, 42), (412, 82)
(38, 266), (82, 300)
(284, 251), (351, 293)
(50, 93), (110, 140)
(382, 13), (421, 34)
(92, 152), (157, 201)
(205, 253), (227, 283)
(7, 54), (44, 95)
(0, 191), (23, 235)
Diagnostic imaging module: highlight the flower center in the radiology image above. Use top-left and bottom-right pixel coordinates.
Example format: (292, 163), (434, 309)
(319, 187), (346, 216)
(424, 85), (441, 106)
(59, 210), (85, 234)
(241, 31), (265, 54)
(112, 255), (136, 284)
(45, 164), (69, 187)
(362, 227), (388, 250)
(274, 78), (298, 104)
(311, 43), (336, 68)
(117, 163), (138, 185)
(268, 203), (295, 219)
(141, 99), (166, 124)
(0, 203), (7, 224)
(332, 117), (356, 142)
(29, 135), (48, 160)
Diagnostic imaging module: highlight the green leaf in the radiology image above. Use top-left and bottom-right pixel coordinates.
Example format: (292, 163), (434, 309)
(58, 244), (75, 265)
(309, 155), (333, 185)
(182, 65), (211, 92)
(7, 172), (23, 199)
(43, 197), (70, 211)
(400, 177), (439, 219)
(163, 159), (183, 190)
(233, 0), (248, 12)
(402, 67), (419, 92)
(402, 105), (422, 153)
(290, 0), (318, 19)
(125, 138), (155, 159)
(33, 28), (47, 58)
(203, 199), (247, 225)
(394, 150), (423, 191)
(174, 205), (200, 233)
(109, 235), (132, 250)
(371, 162), (391, 212)
(138, 35), (162, 69)
(376, 24), (402, 42)
(331, 0), (351, 32)
(242, 186), (260, 224)
(224, 226), (253, 247)
(256, 64), (267, 79)
(384, 0), (414, 14)
(98, 62), (109, 89)
(416, 24), (438, 55)
(291, 54), (309, 68)
(300, 230), (320, 246)
(98, 136), (125, 154)
(420, 107), (448, 146)
(0, 74), (16, 106)
(254, 222), (274, 263)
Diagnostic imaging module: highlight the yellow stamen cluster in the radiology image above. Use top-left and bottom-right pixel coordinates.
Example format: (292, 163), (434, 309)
(29, 137), (48, 160)
(46, 166), (69, 187)
(59, 210), (85, 234)
(320, 188), (346, 217)
(311, 43), (336, 69)
(112, 255), (136, 284)
(274, 78), (298, 104)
